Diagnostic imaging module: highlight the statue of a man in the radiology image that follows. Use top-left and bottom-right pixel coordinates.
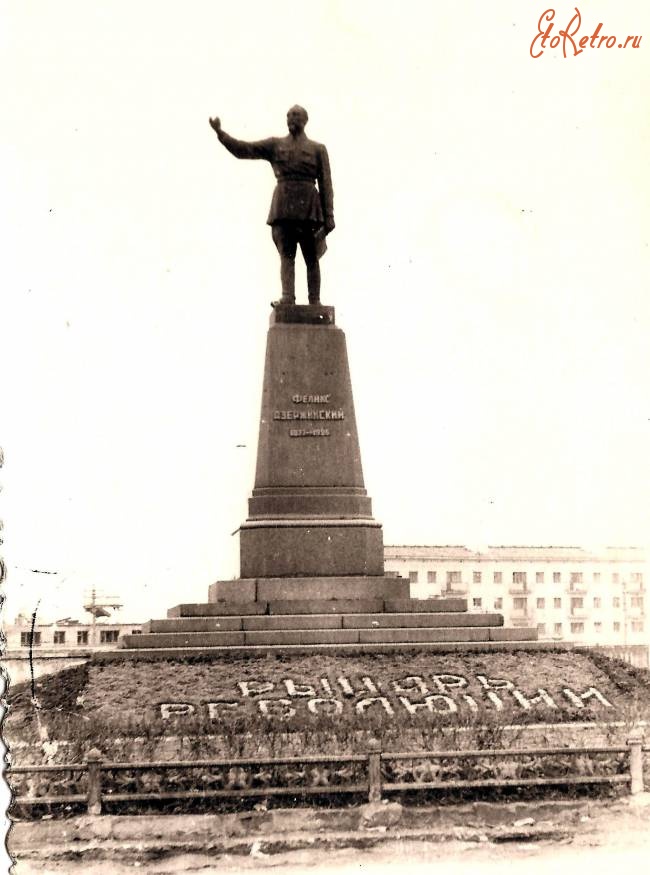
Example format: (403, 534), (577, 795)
(209, 106), (334, 307)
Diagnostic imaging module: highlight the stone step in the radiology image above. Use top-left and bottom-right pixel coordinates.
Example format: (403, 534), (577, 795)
(167, 597), (468, 618)
(98, 637), (563, 663)
(341, 612), (502, 629)
(357, 627), (490, 644)
(145, 617), (244, 633)
(208, 576), (410, 603)
(268, 599), (385, 615)
(384, 598), (467, 613)
(167, 602), (268, 618)
(146, 612), (503, 634)
(120, 624), (536, 650)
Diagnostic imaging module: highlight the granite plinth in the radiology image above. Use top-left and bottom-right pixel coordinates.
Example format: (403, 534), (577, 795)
(208, 575), (409, 603)
(270, 303), (335, 326)
(241, 318), (386, 579)
(240, 522), (384, 578)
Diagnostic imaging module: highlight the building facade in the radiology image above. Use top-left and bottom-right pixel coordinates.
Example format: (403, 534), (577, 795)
(384, 545), (648, 665)
(4, 616), (142, 651)
(2, 617), (144, 684)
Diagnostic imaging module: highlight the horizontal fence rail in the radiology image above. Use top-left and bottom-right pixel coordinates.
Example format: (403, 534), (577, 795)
(7, 734), (646, 816)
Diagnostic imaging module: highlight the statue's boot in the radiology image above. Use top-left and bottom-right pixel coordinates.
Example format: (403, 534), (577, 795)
(271, 294), (296, 308)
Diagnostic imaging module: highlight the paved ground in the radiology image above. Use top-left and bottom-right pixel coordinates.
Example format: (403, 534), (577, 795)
(9, 795), (650, 874)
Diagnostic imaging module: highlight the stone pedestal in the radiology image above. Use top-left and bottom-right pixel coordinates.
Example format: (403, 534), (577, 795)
(113, 304), (540, 657)
(239, 305), (386, 583)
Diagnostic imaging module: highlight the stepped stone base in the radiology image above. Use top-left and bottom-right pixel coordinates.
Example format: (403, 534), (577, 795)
(121, 625), (526, 650)
(118, 596), (539, 654)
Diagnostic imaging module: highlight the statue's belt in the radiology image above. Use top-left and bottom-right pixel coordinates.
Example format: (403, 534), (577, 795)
(275, 176), (316, 183)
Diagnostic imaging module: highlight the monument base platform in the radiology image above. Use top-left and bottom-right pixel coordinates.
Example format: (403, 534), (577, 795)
(115, 595), (540, 656)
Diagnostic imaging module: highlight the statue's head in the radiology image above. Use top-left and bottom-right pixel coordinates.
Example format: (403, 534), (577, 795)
(287, 105), (308, 134)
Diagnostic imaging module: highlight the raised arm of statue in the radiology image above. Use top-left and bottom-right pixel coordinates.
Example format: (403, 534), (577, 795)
(209, 116), (275, 161)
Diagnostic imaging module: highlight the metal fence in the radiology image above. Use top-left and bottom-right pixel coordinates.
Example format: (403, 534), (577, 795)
(8, 733), (647, 816)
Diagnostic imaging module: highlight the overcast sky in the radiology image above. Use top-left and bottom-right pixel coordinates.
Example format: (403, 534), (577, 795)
(2, 1), (649, 623)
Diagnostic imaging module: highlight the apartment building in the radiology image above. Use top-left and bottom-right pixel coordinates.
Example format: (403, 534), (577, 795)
(384, 545), (647, 664)
(4, 616), (143, 651)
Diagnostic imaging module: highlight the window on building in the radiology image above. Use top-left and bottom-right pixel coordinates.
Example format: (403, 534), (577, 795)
(554, 597), (562, 609)
(473, 571), (482, 584)
(53, 631), (65, 644)
(447, 571), (461, 585)
(493, 572), (502, 584)
(594, 622), (602, 633)
(593, 597), (601, 609)
(570, 572), (583, 584)
(513, 597), (527, 610)
(631, 572), (643, 584)
(494, 597), (503, 609)
(427, 571), (437, 584)
(131, 629), (142, 635)
(631, 620), (644, 633)
(537, 623), (546, 635)
(20, 631), (41, 647)
(570, 622), (585, 634)
(472, 598), (482, 608)
(100, 629), (119, 644)
(613, 597), (621, 609)
(554, 622), (563, 636)
(536, 572), (544, 584)
(631, 596), (644, 609)
(536, 598), (545, 609)
(513, 572), (527, 585)
(571, 597), (584, 611)
(408, 570), (419, 583)
(613, 622), (621, 633)
(593, 572), (601, 583)
(77, 630), (89, 645)
(612, 573), (620, 584)
(553, 572), (561, 583)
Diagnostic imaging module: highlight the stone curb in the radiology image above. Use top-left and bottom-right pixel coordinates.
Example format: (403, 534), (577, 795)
(8, 799), (606, 858)
(10, 825), (574, 861)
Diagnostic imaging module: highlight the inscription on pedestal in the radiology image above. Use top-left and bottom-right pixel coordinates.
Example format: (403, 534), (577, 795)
(273, 392), (346, 438)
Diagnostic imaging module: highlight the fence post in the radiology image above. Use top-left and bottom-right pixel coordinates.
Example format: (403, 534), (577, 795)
(86, 748), (105, 815)
(367, 738), (382, 803)
(627, 729), (645, 795)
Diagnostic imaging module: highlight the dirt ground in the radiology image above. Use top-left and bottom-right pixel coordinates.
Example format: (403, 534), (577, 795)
(9, 794), (650, 875)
